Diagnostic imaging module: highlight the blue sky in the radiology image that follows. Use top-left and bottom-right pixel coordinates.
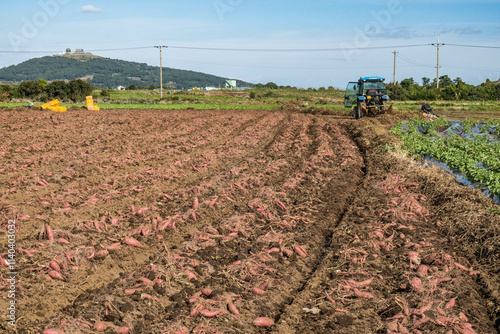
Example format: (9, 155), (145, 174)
(1, 0), (499, 88)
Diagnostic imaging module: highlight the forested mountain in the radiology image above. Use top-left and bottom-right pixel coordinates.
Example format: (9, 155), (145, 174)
(0, 55), (253, 89)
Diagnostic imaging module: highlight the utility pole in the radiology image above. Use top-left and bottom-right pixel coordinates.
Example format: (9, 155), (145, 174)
(436, 35), (440, 88)
(393, 51), (398, 84)
(154, 43), (166, 98)
(431, 36), (443, 89)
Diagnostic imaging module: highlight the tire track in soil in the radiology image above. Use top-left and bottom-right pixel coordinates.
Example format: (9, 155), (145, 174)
(20, 111), (291, 332)
(272, 118), (368, 333)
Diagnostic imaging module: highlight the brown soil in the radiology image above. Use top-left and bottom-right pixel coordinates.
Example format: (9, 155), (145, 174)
(0, 107), (498, 334)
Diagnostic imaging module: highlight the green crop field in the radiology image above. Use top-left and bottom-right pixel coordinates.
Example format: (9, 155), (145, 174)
(392, 117), (500, 198)
(2, 88), (499, 119)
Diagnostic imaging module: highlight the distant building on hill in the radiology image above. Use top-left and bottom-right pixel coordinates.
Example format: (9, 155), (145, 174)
(62, 48), (91, 55)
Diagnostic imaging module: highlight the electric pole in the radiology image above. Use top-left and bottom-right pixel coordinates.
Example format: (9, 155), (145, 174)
(393, 51), (398, 84)
(154, 43), (166, 98)
(431, 36), (443, 89)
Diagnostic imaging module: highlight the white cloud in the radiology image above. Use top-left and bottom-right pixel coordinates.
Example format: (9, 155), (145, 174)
(378, 27), (421, 39)
(440, 27), (482, 35)
(81, 5), (103, 13)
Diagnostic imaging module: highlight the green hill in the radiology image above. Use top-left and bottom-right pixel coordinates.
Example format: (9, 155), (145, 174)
(0, 54), (253, 89)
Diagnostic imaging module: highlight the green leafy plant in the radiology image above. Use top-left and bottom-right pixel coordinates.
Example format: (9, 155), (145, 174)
(392, 117), (500, 198)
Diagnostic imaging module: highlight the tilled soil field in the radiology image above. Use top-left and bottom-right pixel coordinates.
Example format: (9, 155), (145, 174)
(0, 108), (499, 333)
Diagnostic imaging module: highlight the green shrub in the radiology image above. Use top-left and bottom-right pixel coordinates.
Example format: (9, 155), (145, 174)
(0, 84), (12, 102)
(100, 89), (111, 98)
(45, 81), (69, 100)
(68, 79), (93, 102)
(17, 81), (44, 99)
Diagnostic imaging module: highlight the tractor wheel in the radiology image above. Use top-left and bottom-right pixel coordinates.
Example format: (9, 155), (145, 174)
(353, 103), (362, 119)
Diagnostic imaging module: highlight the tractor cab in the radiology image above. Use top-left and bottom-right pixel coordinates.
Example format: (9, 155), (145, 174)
(344, 77), (392, 119)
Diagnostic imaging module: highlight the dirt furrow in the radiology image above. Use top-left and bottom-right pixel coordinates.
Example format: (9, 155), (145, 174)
(272, 118), (367, 333)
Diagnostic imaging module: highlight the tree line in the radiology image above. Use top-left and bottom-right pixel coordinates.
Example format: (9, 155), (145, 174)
(0, 79), (93, 102)
(386, 75), (500, 101)
(2, 76), (498, 103)
(253, 82), (340, 92)
(251, 77), (500, 101)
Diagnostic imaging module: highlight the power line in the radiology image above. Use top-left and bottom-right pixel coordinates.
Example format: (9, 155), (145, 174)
(0, 46), (152, 54)
(87, 46), (152, 52)
(164, 55), (425, 70)
(166, 44), (430, 52)
(0, 43), (431, 54)
(397, 53), (434, 68)
(445, 43), (500, 49)
(2, 40), (499, 78)
(167, 57), (396, 70)
(0, 50), (60, 54)
(2, 42), (499, 54)
(443, 65), (500, 72)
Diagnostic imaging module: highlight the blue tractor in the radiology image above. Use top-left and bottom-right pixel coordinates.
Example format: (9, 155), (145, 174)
(344, 77), (392, 119)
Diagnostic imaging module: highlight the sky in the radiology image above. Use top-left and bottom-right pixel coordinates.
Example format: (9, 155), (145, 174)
(0, 0), (499, 88)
